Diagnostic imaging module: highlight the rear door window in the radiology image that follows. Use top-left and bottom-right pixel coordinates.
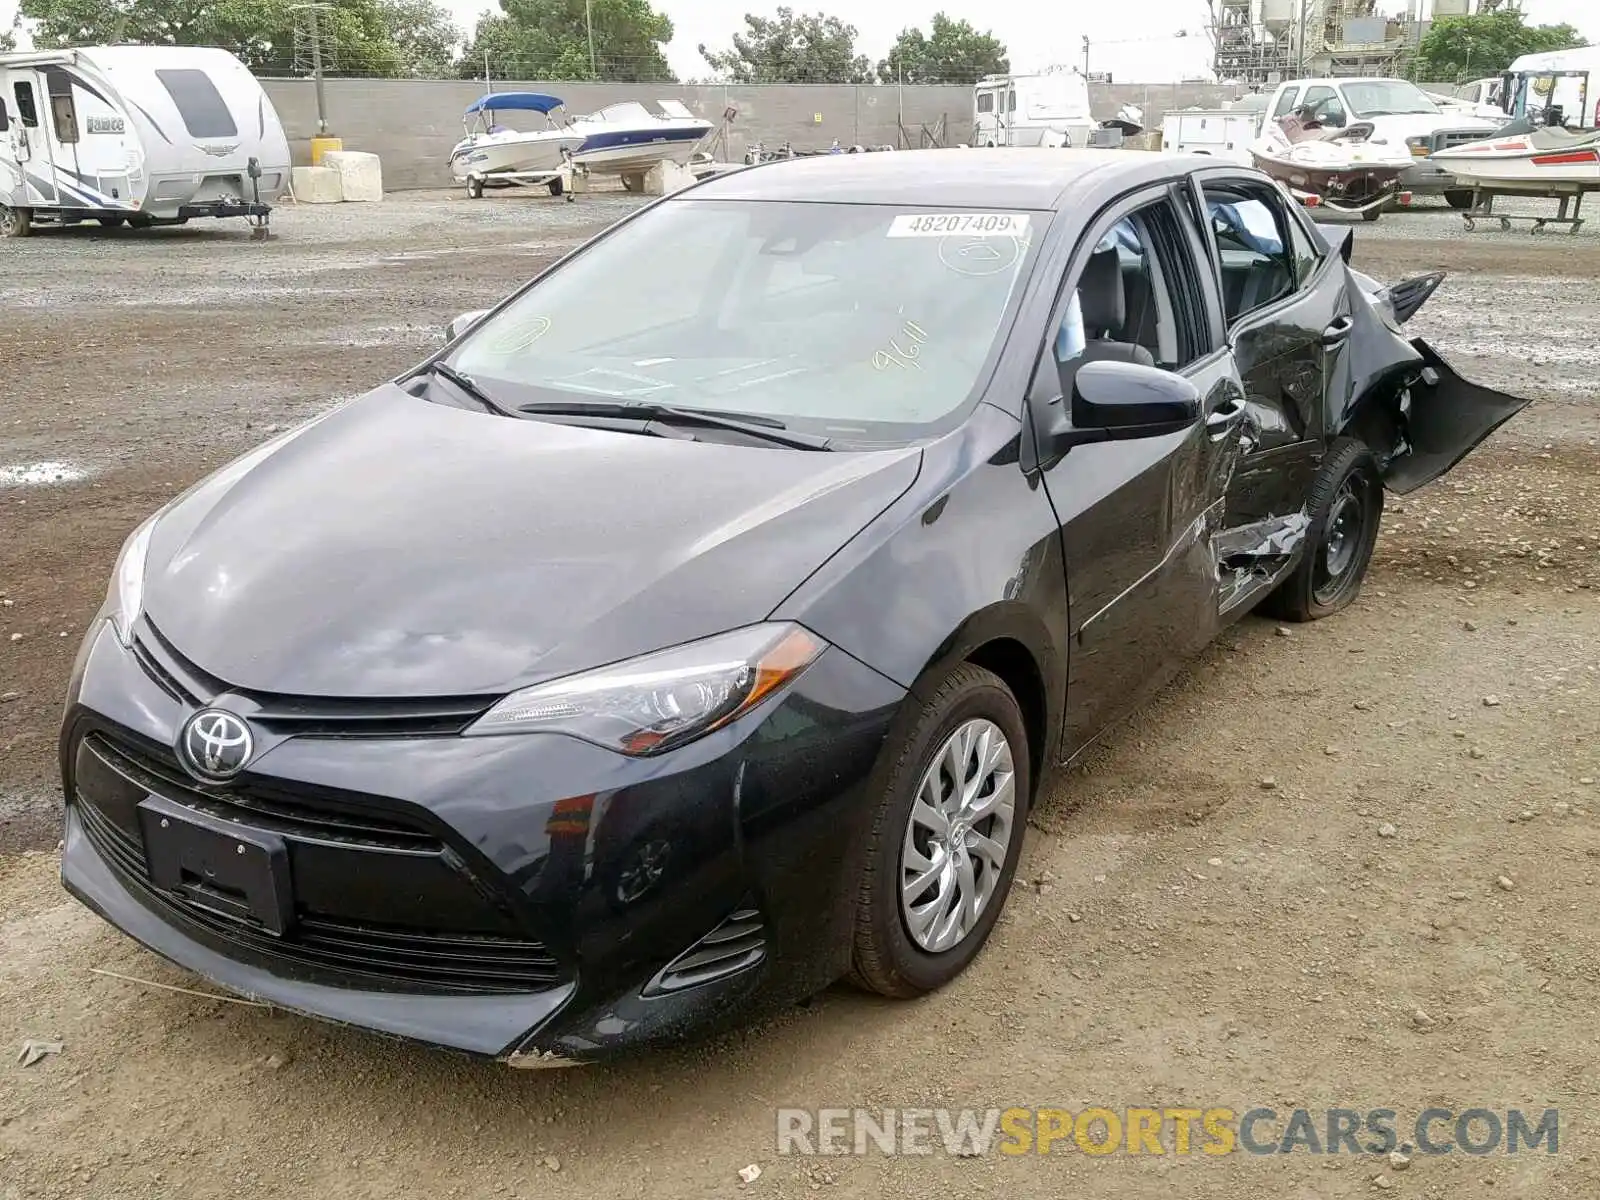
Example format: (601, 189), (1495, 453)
(155, 68), (238, 139)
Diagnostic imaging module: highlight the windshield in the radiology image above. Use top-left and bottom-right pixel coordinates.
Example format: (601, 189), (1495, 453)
(1342, 80), (1439, 117)
(447, 199), (1040, 442)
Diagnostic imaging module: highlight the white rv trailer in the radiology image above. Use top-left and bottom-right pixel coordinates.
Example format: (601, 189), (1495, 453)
(0, 45), (290, 238)
(972, 72), (1098, 149)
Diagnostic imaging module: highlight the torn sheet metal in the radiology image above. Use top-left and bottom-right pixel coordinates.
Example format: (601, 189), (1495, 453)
(1214, 508), (1310, 613)
(1213, 509), (1311, 562)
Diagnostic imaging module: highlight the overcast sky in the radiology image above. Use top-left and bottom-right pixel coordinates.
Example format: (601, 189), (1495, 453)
(2, 0), (1594, 80)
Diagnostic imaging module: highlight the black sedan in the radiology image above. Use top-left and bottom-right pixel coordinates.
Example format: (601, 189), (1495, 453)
(60, 149), (1527, 1064)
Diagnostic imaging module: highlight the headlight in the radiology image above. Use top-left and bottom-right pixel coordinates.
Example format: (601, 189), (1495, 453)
(465, 623), (826, 754)
(107, 517), (157, 647)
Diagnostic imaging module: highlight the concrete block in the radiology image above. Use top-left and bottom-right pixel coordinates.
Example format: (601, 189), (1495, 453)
(320, 150), (384, 202)
(641, 160), (696, 197)
(290, 165), (343, 203)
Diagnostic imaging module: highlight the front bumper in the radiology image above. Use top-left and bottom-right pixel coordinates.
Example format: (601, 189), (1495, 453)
(1400, 162), (1460, 194)
(60, 618), (904, 1061)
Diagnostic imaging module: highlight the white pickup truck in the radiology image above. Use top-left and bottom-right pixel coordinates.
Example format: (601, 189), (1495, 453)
(1259, 76), (1504, 208)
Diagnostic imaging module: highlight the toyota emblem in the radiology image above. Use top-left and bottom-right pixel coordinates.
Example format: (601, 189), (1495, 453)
(177, 709), (254, 782)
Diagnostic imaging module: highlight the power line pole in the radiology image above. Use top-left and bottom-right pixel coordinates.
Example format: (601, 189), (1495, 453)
(586, 0), (597, 77)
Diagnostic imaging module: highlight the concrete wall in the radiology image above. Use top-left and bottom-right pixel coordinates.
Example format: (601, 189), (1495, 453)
(259, 78), (1254, 191)
(261, 79), (969, 190)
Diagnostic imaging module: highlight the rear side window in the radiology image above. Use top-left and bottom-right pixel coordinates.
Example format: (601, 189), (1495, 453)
(977, 93), (995, 114)
(1202, 185), (1298, 325)
(155, 68), (238, 139)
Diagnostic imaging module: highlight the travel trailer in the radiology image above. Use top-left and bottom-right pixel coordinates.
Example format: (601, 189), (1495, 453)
(972, 72), (1098, 148)
(1, 45), (290, 237)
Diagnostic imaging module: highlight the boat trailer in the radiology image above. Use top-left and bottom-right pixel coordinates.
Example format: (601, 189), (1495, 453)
(1457, 180), (1593, 235)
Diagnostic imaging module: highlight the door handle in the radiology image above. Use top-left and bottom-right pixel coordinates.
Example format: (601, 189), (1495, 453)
(1321, 315), (1355, 347)
(1205, 399), (1245, 436)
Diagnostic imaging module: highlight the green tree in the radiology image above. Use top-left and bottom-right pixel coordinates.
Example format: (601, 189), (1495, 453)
(1414, 11), (1586, 82)
(699, 7), (874, 84)
(878, 13), (1008, 85)
(460, 0), (675, 82)
(376, 0), (462, 77)
(18, 0), (453, 76)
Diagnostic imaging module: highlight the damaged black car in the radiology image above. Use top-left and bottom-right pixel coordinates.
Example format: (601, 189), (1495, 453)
(59, 149), (1528, 1064)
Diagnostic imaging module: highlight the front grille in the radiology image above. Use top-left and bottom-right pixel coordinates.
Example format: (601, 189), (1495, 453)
(76, 794), (565, 995)
(644, 907), (766, 995)
(88, 729), (435, 846)
(133, 619), (495, 739)
(1434, 128), (1488, 152)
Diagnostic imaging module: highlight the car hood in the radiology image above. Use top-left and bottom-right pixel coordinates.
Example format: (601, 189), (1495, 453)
(141, 386), (921, 697)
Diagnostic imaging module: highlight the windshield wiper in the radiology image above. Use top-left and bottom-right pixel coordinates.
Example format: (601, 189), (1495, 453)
(517, 400), (833, 450)
(418, 360), (520, 418)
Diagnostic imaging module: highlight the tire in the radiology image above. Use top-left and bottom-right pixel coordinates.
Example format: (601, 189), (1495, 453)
(466, 177), (484, 199)
(0, 205), (32, 237)
(1362, 207), (1383, 222)
(1259, 437), (1385, 622)
(97, 215), (127, 228)
(850, 663), (1031, 998)
(547, 176), (564, 197)
(128, 214), (155, 229)
(1444, 189), (1474, 210)
(621, 173), (643, 193)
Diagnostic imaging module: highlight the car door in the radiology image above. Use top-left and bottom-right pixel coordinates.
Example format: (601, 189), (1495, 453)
(1025, 185), (1247, 755)
(1193, 173), (1353, 546)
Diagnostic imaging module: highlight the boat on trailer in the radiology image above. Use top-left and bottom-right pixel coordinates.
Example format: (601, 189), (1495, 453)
(1249, 108), (1414, 220)
(448, 92), (585, 198)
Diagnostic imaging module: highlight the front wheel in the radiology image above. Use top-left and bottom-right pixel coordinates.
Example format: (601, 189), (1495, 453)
(0, 204), (32, 238)
(1259, 438), (1384, 622)
(850, 663), (1030, 998)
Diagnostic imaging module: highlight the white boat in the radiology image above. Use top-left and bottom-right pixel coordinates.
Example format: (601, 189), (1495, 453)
(567, 100), (714, 176)
(1428, 125), (1600, 187)
(1249, 111), (1415, 218)
(448, 93), (586, 183)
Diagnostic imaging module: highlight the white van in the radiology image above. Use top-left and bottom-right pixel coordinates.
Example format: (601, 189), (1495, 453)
(1, 45), (291, 237)
(972, 73), (1097, 149)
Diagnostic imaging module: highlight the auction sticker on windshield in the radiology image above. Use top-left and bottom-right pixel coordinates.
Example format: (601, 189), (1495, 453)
(887, 213), (1031, 238)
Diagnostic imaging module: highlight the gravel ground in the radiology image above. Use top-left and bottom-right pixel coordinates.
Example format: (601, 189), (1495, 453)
(1, 189), (1598, 1199)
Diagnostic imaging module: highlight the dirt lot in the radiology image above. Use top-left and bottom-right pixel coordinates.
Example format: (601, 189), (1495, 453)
(1, 192), (1597, 1199)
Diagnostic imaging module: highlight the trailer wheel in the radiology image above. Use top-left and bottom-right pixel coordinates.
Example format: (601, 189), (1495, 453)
(547, 176), (564, 198)
(466, 176), (484, 199)
(0, 204), (30, 238)
(1444, 189), (1474, 210)
(621, 173), (643, 193)
(128, 214), (156, 229)
(97, 215), (128, 228)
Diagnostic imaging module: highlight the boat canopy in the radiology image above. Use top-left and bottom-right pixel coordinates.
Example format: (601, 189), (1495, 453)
(463, 92), (565, 116)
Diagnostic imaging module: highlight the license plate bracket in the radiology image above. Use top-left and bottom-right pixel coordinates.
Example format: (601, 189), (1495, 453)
(137, 794), (295, 936)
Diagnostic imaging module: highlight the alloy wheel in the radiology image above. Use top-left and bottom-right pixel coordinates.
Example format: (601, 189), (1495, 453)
(899, 718), (1017, 953)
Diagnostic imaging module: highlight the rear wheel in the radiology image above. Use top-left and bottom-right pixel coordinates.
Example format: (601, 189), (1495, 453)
(0, 204), (31, 238)
(1259, 438), (1384, 622)
(850, 663), (1030, 998)
(1444, 189), (1475, 210)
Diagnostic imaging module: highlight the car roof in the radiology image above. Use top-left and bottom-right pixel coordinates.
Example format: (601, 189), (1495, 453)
(683, 148), (1212, 211)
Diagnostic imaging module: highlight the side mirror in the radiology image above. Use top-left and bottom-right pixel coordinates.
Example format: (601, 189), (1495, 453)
(1052, 360), (1201, 449)
(445, 309), (489, 342)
